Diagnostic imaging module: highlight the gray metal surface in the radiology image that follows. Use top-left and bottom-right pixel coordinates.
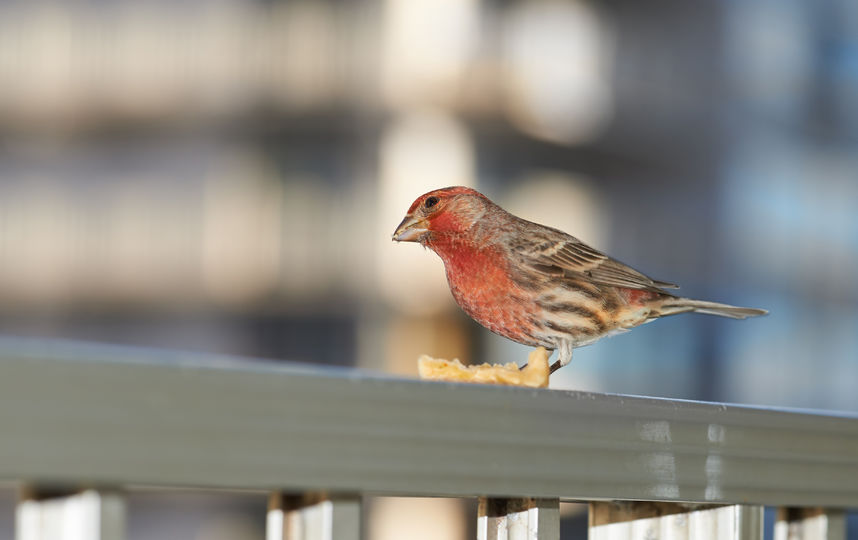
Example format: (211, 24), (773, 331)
(0, 338), (856, 507)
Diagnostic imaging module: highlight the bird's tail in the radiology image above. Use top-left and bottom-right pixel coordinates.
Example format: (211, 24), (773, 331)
(655, 297), (768, 319)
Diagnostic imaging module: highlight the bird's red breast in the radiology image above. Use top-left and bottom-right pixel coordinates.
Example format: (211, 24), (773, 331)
(428, 236), (541, 345)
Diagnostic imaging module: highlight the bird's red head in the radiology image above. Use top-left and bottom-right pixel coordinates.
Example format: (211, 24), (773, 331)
(392, 186), (491, 244)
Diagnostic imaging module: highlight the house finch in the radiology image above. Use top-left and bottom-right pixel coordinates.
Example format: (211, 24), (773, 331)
(392, 186), (766, 374)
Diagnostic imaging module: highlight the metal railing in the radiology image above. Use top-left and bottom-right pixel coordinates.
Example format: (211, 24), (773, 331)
(0, 337), (856, 540)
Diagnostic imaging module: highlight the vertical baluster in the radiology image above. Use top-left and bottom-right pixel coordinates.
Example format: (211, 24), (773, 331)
(267, 492), (361, 540)
(775, 508), (846, 540)
(477, 497), (560, 540)
(589, 501), (763, 540)
(17, 488), (125, 540)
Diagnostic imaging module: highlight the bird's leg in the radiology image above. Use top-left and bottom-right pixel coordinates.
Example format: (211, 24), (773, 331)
(549, 341), (574, 374)
(520, 343), (572, 375)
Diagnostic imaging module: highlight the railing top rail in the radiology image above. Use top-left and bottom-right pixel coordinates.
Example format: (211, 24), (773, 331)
(0, 337), (856, 508)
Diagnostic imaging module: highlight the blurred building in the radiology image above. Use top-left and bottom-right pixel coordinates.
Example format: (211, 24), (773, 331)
(0, 0), (856, 538)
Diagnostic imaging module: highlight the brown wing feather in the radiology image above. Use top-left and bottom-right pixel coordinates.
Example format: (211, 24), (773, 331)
(511, 227), (678, 292)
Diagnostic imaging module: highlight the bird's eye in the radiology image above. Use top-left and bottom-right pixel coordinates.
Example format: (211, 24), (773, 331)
(424, 196), (439, 209)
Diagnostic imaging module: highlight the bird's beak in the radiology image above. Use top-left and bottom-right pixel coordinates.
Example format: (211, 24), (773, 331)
(392, 215), (429, 242)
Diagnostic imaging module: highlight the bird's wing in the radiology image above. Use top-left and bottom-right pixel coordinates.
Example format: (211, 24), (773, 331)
(511, 229), (678, 291)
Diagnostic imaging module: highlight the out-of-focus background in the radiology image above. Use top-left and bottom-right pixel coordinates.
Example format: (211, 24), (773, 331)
(0, 0), (856, 538)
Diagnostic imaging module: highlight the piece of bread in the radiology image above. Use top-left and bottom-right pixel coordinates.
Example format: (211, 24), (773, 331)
(417, 347), (550, 388)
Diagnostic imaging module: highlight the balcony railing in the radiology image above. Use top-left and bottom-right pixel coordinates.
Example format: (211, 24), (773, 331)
(1, 337), (855, 540)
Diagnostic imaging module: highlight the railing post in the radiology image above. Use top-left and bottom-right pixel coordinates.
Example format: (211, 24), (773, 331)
(775, 508), (846, 540)
(16, 488), (125, 540)
(589, 501), (763, 540)
(267, 492), (361, 540)
(477, 497), (560, 540)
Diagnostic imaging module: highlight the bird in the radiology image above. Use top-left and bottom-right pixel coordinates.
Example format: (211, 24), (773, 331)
(392, 186), (767, 375)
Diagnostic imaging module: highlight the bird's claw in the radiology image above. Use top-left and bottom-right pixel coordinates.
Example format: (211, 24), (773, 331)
(518, 359), (563, 375)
